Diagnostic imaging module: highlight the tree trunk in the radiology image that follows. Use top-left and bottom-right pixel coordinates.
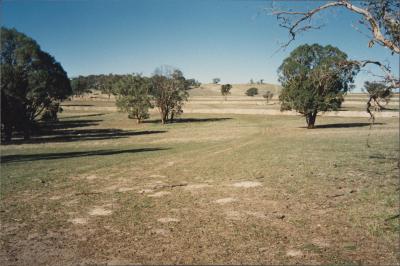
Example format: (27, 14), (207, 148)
(306, 112), (317, 129)
(170, 112), (175, 123)
(136, 118), (141, 124)
(23, 125), (31, 140)
(161, 110), (168, 124)
(3, 123), (12, 142)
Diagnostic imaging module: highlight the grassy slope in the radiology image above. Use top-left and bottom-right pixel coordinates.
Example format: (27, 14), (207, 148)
(1, 109), (399, 264)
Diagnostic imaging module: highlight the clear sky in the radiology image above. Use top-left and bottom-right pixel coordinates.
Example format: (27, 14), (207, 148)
(2, 0), (398, 90)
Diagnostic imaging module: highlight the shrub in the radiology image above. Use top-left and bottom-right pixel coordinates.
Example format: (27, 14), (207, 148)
(246, 87), (258, 96)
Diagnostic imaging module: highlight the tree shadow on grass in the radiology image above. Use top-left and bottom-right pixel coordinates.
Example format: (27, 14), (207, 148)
(40, 119), (103, 130)
(2, 115), (167, 145)
(143, 117), (232, 124)
(8, 129), (166, 145)
(1, 147), (169, 163)
(311, 122), (384, 129)
(59, 113), (107, 119)
(61, 104), (95, 107)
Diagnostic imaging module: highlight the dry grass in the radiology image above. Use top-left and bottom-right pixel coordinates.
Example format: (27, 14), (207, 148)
(0, 108), (399, 265)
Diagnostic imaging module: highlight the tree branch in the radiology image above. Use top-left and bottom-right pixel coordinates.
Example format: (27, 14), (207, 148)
(272, 0), (400, 54)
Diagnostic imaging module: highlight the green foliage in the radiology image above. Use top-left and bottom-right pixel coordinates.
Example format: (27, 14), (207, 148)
(246, 87), (258, 96)
(70, 74), (123, 98)
(151, 66), (189, 124)
(1, 27), (72, 141)
(71, 76), (92, 96)
(263, 91), (274, 103)
(212, 78), (221, 84)
(41, 102), (62, 122)
(365, 81), (392, 102)
(114, 74), (152, 123)
(278, 43), (359, 128)
(221, 84), (232, 99)
(186, 78), (201, 88)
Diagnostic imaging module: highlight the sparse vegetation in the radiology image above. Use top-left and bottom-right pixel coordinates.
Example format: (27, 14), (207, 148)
(1, 109), (398, 265)
(263, 91), (274, 103)
(245, 87), (258, 96)
(1, 1), (399, 264)
(220, 83), (232, 100)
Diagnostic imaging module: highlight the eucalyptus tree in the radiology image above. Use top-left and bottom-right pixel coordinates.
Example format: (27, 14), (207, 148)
(278, 44), (359, 128)
(272, 0), (399, 96)
(1, 27), (71, 141)
(114, 74), (152, 124)
(150, 66), (189, 124)
(221, 84), (232, 100)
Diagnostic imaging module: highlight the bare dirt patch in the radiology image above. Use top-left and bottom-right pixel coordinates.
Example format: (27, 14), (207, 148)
(245, 211), (267, 219)
(184, 183), (212, 191)
(147, 191), (171, 198)
(224, 210), (242, 220)
(214, 197), (237, 204)
(232, 181), (262, 188)
(86, 174), (100, 180)
(150, 228), (170, 236)
(88, 207), (112, 216)
(157, 217), (180, 223)
(138, 189), (154, 194)
(149, 174), (167, 178)
(286, 249), (303, 257)
(69, 218), (88, 225)
(117, 187), (135, 192)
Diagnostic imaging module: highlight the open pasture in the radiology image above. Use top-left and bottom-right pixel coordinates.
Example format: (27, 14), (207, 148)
(1, 106), (398, 265)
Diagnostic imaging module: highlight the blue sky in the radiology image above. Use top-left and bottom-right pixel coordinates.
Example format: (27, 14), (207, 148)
(2, 0), (398, 90)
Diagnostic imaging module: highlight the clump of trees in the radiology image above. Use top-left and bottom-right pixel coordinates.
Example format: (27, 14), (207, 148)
(70, 74), (124, 99)
(150, 66), (189, 124)
(278, 44), (359, 129)
(212, 78), (221, 84)
(263, 91), (274, 103)
(114, 74), (152, 124)
(221, 84), (232, 100)
(1, 27), (72, 141)
(70, 76), (92, 97)
(246, 87), (258, 96)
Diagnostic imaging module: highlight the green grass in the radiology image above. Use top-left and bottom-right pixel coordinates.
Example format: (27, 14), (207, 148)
(1, 109), (399, 265)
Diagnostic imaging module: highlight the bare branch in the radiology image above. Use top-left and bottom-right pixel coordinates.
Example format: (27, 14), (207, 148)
(350, 60), (399, 89)
(273, 0), (400, 54)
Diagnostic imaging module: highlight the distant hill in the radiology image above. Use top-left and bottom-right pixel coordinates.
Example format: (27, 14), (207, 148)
(188, 83), (281, 97)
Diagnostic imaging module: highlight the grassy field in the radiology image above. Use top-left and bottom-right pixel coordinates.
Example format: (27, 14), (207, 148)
(1, 106), (399, 264)
(63, 85), (400, 115)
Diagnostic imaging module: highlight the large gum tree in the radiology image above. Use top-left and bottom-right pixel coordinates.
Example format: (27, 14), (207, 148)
(1, 27), (71, 141)
(278, 43), (359, 128)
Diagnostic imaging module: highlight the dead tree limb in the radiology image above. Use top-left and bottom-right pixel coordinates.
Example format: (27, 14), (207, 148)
(272, 0), (400, 54)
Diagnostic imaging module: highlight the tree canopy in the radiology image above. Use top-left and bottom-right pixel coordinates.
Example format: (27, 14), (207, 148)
(114, 74), (152, 124)
(150, 66), (189, 124)
(246, 87), (258, 96)
(221, 84), (232, 100)
(1, 27), (72, 141)
(278, 43), (359, 128)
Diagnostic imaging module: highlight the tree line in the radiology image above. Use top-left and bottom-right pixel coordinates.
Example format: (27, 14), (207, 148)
(0, 27), (200, 141)
(1, 20), (395, 142)
(71, 67), (200, 124)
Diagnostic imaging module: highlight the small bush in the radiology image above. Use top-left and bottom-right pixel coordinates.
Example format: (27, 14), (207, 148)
(263, 91), (274, 103)
(246, 87), (258, 96)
